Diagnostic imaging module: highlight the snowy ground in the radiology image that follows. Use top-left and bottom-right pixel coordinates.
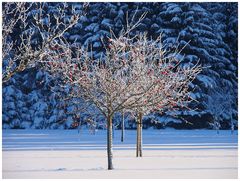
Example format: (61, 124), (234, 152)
(2, 129), (238, 179)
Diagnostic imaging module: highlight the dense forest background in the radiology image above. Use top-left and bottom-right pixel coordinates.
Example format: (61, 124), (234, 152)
(2, 2), (238, 130)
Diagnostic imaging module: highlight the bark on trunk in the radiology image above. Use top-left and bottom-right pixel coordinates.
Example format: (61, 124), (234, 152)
(136, 112), (143, 157)
(136, 119), (139, 157)
(107, 115), (113, 170)
(139, 112), (143, 157)
(121, 111), (124, 142)
(78, 121), (81, 134)
(112, 119), (115, 139)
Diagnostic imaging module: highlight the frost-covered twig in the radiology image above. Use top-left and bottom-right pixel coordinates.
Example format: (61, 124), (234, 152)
(2, 2), (88, 83)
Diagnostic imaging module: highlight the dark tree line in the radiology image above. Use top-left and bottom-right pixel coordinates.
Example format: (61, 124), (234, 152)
(2, 2), (238, 130)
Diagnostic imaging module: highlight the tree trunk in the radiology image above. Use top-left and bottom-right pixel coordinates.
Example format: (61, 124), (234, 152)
(136, 118), (139, 157)
(139, 112), (143, 157)
(121, 111), (124, 142)
(107, 115), (113, 170)
(78, 121), (82, 134)
(112, 118), (115, 139)
(136, 112), (143, 157)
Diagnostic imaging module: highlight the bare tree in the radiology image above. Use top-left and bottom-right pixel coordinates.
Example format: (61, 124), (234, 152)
(44, 14), (201, 169)
(2, 2), (88, 83)
(114, 34), (202, 157)
(132, 55), (201, 157)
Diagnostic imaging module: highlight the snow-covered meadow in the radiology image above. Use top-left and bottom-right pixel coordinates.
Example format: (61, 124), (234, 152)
(2, 129), (238, 179)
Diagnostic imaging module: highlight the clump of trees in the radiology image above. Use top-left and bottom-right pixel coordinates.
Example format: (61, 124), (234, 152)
(2, 2), (202, 170)
(2, 2), (203, 170)
(3, 2), (237, 130)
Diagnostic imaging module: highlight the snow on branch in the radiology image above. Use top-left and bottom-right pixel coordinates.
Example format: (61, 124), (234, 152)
(45, 14), (202, 119)
(2, 2), (89, 83)
(206, 86), (236, 129)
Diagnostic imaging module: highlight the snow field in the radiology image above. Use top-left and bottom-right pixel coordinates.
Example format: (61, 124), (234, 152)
(2, 129), (238, 179)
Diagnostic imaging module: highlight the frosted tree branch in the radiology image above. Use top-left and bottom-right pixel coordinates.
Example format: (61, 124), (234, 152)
(44, 15), (201, 119)
(2, 2), (89, 83)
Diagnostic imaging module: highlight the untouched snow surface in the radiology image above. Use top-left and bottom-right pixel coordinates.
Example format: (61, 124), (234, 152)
(2, 129), (238, 179)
